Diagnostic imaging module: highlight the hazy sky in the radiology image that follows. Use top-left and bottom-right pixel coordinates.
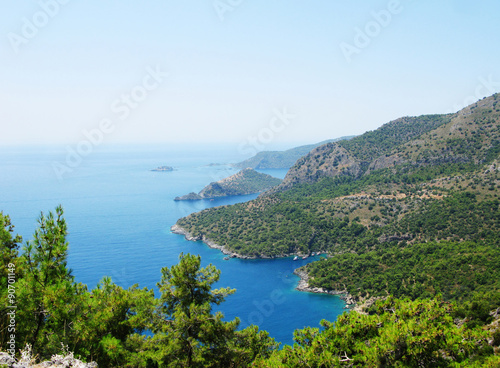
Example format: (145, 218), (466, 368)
(1, 0), (499, 148)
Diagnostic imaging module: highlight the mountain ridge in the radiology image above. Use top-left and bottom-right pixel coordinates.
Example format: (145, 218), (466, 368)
(233, 136), (355, 170)
(266, 114), (454, 194)
(267, 96), (498, 195)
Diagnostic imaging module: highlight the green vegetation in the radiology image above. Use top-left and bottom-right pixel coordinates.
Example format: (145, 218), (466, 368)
(337, 114), (452, 162)
(176, 172), (500, 259)
(175, 96), (500, 300)
(174, 94), (500, 315)
(254, 297), (500, 367)
(1, 208), (499, 367)
(0, 208), (276, 367)
(146, 253), (278, 367)
(306, 240), (500, 302)
(268, 95), (499, 193)
(175, 168), (281, 200)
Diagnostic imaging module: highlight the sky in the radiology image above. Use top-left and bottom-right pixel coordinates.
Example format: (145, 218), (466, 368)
(1, 0), (500, 150)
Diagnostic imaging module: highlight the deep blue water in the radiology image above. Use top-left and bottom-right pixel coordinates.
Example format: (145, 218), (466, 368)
(0, 144), (345, 346)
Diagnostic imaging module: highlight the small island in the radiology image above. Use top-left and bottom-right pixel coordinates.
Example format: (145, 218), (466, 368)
(174, 168), (282, 201)
(151, 166), (174, 172)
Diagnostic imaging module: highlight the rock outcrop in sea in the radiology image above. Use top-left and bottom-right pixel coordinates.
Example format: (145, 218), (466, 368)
(151, 166), (173, 172)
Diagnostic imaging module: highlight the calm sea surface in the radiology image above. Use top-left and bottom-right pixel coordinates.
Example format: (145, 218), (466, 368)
(0, 144), (345, 345)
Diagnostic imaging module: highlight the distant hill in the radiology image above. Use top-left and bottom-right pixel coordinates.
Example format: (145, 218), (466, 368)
(233, 137), (355, 169)
(174, 168), (282, 200)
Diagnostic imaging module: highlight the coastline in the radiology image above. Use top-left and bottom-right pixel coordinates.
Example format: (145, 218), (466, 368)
(170, 223), (305, 260)
(294, 269), (356, 308)
(170, 224), (259, 259)
(171, 223), (360, 310)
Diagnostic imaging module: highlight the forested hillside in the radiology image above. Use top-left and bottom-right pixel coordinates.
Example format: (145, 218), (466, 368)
(175, 94), (500, 304)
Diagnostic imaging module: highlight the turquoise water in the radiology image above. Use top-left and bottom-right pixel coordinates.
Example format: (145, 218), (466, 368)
(0, 144), (345, 345)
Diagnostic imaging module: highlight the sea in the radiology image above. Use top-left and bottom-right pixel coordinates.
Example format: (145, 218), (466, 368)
(0, 143), (345, 346)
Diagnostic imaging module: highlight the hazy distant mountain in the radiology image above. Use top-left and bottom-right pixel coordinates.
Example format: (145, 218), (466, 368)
(233, 137), (355, 169)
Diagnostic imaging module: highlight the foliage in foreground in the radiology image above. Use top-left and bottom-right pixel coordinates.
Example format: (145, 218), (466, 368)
(1, 208), (499, 367)
(0, 208), (277, 367)
(254, 297), (500, 367)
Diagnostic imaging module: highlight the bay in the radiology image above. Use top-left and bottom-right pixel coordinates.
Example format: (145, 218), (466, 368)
(0, 144), (345, 346)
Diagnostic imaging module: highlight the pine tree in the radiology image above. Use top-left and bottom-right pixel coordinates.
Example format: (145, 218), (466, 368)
(149, 253), (239, 367)
(0, 212), (22, 348)
(16, 206), (85, 356)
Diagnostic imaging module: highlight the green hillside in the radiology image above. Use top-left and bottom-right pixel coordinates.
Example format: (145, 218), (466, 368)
(3, 96), (500, 366)
(174, 168), (281, 200)
(175, 94), (500, 304)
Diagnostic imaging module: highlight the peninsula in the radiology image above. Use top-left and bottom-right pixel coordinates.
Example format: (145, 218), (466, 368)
(174, 168), (282, 200)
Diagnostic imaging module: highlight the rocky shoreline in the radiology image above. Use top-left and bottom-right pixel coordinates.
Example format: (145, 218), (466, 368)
(294, 269), (356, 308)
(294, 268), (388, 313)
(170, 224), (303, 260)
(171, 224), (320, 260)
(170, 224), (259, 259)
